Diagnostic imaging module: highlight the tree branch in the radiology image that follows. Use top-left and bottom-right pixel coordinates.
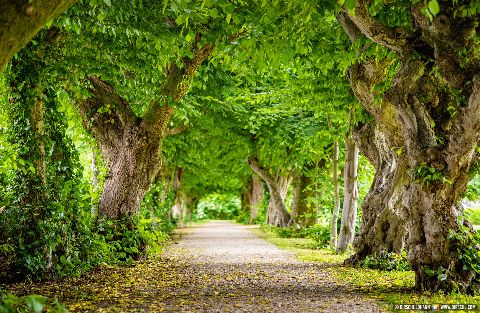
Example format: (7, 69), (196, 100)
(0, 0), (76, 69)
(166, 124), (189, 136)
(345, 1), (411, 54)
(87, 76), (138, 127)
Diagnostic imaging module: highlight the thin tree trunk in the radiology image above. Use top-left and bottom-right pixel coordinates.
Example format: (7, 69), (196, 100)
(337, 137), (359, 253)
(247, 159), (292, 227)
(90, 149), (100, 215)
(330, 140), (340, 248)
(171, 168), (184, 225)
(249, 175), (264, 223)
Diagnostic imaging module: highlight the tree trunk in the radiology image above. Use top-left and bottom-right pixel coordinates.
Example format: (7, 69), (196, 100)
(291, 174), (316, 226)
(171, 168), (184, 225)
(30, 96), (47, 187)
(0, 0), (76, 69)
(339, 4), (480, 291)
(330, 140), (340, 248)
(337, 136), (359, 253)
(241, 179), (253, 216)
(247, 159), (292, 227)
(77, 43), (213, 220)
(249, 175), (264, 223)
(78, 77), (173, 219)
(184, 196), (197, 222)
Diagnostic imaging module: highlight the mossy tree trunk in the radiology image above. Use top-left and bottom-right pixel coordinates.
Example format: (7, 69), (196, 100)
(339, 2), (480, 292)
(0, 0), (75, 69)
(291, 173), (316, 227)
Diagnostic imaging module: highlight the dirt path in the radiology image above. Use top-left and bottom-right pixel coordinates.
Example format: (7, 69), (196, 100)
(160, 220), (381, 312)
(5, 221), (383, 312)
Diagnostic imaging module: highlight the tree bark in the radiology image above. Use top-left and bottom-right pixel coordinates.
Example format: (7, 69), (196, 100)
(247, 159), (292, 227)
(171, 168), (184, 225)
(291, 174), (316, 226)
(241, 179), (253, 216)
(265, 173), (291, 226)
(184, 196), (197, 222)
(78, 76), (173, 219)
(337, 136), (359, 253)
(0, 0), (76, 69)
(340, 4), (480, 291)
(249, 175), (264, 223)
(330, 140), (340, 248)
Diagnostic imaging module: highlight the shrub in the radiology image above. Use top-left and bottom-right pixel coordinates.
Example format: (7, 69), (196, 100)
(304, 224), (331, 248)
(360, 251), (410, 271)
(0, 292), (66, 313)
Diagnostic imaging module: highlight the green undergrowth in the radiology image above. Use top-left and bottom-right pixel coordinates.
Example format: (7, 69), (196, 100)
(465, 208), (480, 225)
(253, 226), (480, 312)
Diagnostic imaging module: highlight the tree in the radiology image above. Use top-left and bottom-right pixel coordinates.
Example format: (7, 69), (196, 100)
(0, 0), (76, 69)
(339, 1), (480, 292)
(248, 159), (292, 227)
(330, 138), (340, 248)
(249, 175), (264, 223)
(337, 136), (359, 253)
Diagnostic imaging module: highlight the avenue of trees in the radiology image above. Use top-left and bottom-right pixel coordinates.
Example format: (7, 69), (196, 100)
(1, 0), (480, 295)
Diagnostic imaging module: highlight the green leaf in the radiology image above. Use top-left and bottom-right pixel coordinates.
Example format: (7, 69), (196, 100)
(25, 295), (45, 313)
(103, 0), (112, 6)
(97, 13), (107, 21)
(175, 14), (186, 25)
(344, 0), (356, 12)
(428, 0), (440, 16)
(209, 8), (219, 18)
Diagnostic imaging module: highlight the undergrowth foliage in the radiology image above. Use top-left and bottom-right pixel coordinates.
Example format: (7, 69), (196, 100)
(360, 251), (410, 272)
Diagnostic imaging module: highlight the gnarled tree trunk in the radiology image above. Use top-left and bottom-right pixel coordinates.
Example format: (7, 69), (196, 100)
(340, 2), (480, 291)
(77, 44), (213, 220)
(248, 159), (292, 227)
(337, 136), (359, 253)
(78, 77), (173, 219)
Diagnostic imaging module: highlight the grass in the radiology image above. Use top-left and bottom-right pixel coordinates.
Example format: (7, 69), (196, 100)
(252, 225), (480, 313)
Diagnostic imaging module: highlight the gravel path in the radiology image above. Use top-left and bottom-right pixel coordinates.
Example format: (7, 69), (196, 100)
(162, 220), (382, 312)
(3, 220), (383, 312)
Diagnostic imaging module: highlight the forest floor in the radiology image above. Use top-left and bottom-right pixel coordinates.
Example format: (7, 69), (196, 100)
(3, 220), (381, 312)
